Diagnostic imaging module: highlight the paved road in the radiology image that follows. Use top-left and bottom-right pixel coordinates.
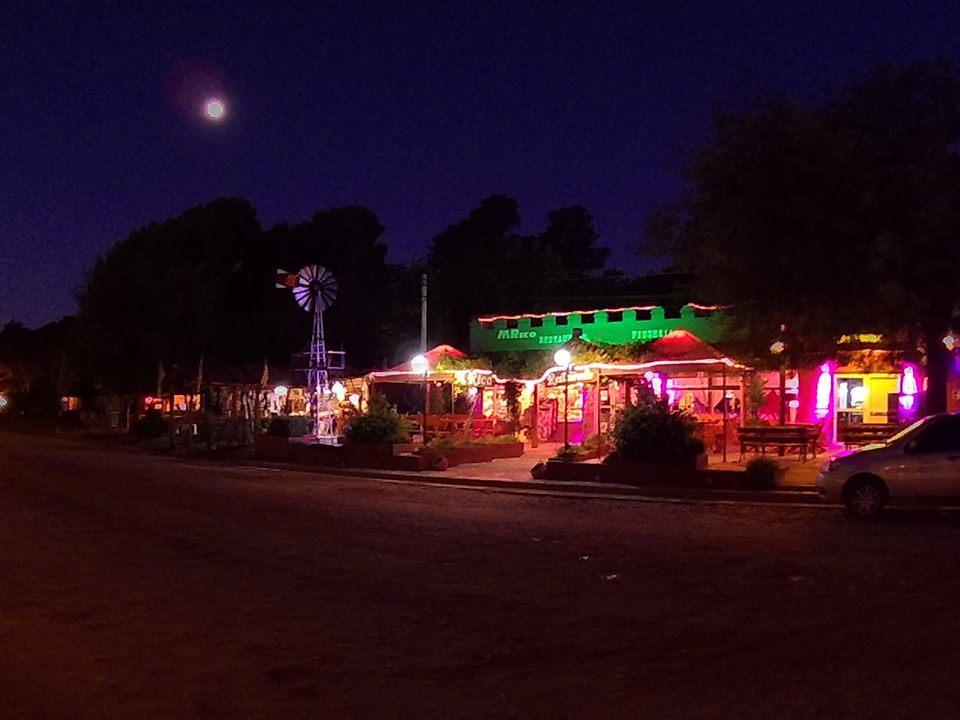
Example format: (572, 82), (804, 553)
(3, 434), (960, 719)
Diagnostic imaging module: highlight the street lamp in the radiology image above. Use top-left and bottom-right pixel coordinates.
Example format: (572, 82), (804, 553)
(770, 328), (787, 427)
(411, 354), (429, 443)
(554, 348), (573, 449)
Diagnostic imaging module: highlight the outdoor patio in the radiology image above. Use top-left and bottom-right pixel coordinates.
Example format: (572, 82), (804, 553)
(411, 442), (832, 488)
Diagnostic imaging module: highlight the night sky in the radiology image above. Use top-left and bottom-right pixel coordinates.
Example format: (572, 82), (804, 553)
(3, 1), (959, 327)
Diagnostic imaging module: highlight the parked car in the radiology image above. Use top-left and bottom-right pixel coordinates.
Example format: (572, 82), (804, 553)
(817, 413), (960, 517)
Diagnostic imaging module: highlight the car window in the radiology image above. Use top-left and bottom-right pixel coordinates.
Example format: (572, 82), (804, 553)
(912, 416), (960, 454)
(888, 417), (930, 444)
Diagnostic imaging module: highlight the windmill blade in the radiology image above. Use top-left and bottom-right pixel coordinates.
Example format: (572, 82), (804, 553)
(292, 285), (314, 311)
(309, 266), (338, 310)
(297, 265), (316, 286)
(286, 264), (338, 312)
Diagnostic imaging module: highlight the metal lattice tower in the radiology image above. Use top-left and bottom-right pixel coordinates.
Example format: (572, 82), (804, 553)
(276, 265), (338, 438)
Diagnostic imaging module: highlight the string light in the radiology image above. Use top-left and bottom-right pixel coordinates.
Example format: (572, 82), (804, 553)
(478, 302), (724, 323)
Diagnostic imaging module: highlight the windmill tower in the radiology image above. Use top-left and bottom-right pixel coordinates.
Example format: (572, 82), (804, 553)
(276, 265), (338, 438)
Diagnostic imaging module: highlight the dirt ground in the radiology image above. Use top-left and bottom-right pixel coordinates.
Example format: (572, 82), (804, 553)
(3, 432), (960, 719)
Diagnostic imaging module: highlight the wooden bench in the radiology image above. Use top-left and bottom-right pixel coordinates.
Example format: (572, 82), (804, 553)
(837, 423), (903, 448)
(737, 425), (817, 462)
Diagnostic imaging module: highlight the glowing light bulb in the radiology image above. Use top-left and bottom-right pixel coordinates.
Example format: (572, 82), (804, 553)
(411, 354), (429, 375)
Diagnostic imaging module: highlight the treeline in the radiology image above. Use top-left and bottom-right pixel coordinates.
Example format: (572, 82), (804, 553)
(2, 194), (664, 407)
(6, 57), (960, 415)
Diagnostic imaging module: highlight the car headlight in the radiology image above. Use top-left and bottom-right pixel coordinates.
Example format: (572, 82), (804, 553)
(820, 459), (836, 474)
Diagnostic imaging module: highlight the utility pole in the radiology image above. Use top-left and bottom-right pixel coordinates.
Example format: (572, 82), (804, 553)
(420, 273), (428, 352)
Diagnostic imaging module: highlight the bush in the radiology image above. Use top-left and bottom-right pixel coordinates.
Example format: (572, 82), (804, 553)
(744, 457), (781, 490)
(132, 408), (168, 440)
(420, 433), (519, 453)
(424, 435), (457, 451)
(581, 432), (610, 452)
(265, 417), (290, 437)
(554, 445), (583, 461)
(611, 387), (703, 462)
(344, 395), (410, 445)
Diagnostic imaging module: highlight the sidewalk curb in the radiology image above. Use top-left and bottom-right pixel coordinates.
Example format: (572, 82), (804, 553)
(227, 459), (828, 506)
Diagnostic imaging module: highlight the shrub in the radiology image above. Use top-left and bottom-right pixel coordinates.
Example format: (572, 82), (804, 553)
(132, 408), (168, 439)
(744, 457), (781, 490)
(611, 386), (703, 462)
(420, 433), (519, 453)
(344, 395), (410, 444)
(554, 445), (583, 461)
(265, 417), (290, 437)
(581, 432), (610, 452)
(425, 435), (457, 451)
(474, 433), (518, 445)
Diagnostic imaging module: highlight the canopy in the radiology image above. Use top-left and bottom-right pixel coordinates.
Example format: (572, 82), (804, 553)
(567, 330), (750, 377)
(366, 344), (477, 384)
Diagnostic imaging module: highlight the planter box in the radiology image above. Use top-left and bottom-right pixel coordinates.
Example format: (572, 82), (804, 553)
(289, 442), (344, 467)
(341, 441), (433, 469)
(254, 435), (292, 461)
(414, 442), (524, 469)
(554, 445), (610, 463)
(264, 440), (432, 471)
(439, 441), (524, 468)
(541, 452), (759, 488)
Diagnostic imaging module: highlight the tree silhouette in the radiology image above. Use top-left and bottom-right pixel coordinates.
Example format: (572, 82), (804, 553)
(647, 59), (960, 411)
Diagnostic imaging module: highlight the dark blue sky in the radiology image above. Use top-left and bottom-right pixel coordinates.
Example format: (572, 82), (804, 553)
(3, 1), (958, 327)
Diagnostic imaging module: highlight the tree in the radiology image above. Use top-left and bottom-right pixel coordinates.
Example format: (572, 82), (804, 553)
(0, 317), (76, 417)
(75, 198), (262, 392)
(428, 195), (527, 347)
(646, 59), (960, 411)
(261, 206), (402, 369)
(540, 205), (610, 286)
(75, 199), (407, 392)
(427, 196), (610, 348)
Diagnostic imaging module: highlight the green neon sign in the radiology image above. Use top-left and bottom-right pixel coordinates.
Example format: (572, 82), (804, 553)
(469, 305), (726, 353)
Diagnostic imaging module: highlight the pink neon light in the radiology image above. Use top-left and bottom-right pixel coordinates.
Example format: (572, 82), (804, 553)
(898, 364), (919, 418)
(815, 362), (831, 419)
(900, 365), (918, 395)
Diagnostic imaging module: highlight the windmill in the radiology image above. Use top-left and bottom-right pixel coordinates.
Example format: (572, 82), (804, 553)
(276, 265), (339, 437)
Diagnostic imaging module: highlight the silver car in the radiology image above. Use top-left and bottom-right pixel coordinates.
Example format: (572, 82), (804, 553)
(817, 414), (960, 517)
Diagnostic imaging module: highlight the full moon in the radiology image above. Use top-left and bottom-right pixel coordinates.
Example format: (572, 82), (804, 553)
(204, 98), (226, 121)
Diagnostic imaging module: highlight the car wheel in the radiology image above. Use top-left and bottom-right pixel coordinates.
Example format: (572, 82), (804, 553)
(844, 477), (887, 518)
